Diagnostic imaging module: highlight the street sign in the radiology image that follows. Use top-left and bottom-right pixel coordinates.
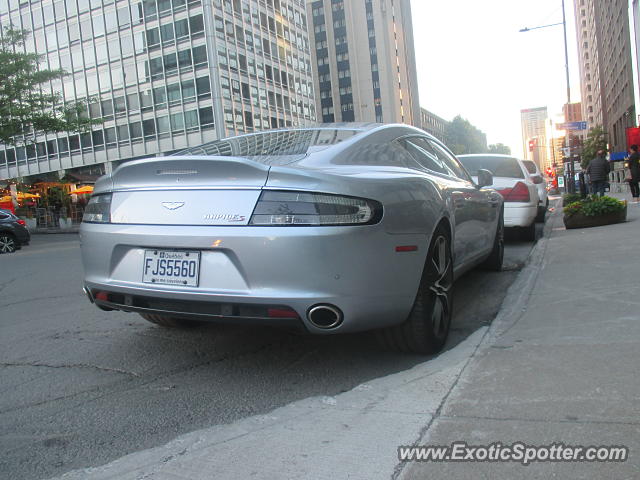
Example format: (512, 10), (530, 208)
(557, 121), (587, 130)
(573, 161), (581, 172)
(558, 176), (565, 187)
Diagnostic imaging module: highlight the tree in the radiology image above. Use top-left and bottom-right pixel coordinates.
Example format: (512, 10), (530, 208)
(580, 125), (608, 168)
(0, 27), (99, 146)
(444, 115), (488, 155)
(488, 143), (511, 155)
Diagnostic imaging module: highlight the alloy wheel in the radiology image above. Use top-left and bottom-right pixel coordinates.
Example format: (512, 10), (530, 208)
(426, 235), (452, 341)
(0, 235), (16, 253)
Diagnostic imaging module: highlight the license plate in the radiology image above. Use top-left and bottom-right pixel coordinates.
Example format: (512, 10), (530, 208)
(142, 250), (201, 287)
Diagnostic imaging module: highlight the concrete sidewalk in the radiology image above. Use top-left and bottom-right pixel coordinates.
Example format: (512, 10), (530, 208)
(402, 193), (640, 479)
(52, 196), (639, 480)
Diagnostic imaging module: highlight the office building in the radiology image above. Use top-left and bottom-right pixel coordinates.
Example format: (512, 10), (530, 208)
(573, 0), (636, 154)
(632, 0), (640, 122)
(306, 0), (420, 125)
(420, 108), (447, 143)
(0, 0), (317, 181)
(521, 106), (548, 169)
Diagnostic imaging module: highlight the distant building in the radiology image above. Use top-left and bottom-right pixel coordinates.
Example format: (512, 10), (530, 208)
(521, 107), (548, 169)
(420, 108), (447, 143)
(573, 0), (636, 154)
(306, 0), (420, 125)
(561, 102), (585, 159)
(0, 0), (317, 182)
(633, 0), (640, 124)
(563, 102), (583, 123)
(550, 135), (565, 170)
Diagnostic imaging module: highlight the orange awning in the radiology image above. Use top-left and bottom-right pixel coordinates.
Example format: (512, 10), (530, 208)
(69, 185), (94, 195)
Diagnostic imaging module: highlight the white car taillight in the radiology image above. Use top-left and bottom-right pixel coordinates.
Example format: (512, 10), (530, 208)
(496, 182), (530, 203)
(249, 190), (382, 226)
(82, 194), (112, 223)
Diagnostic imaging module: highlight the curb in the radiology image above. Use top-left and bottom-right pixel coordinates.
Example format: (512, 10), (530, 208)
(394, 198), (562, 480)
(487, 197), (561, 341)
(30, 229), (80, 235)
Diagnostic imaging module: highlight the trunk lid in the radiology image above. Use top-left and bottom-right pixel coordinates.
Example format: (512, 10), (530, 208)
(108, 157), (270, 226)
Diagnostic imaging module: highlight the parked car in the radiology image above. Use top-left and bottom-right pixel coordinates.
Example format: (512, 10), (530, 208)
(80, 124), (504, 354)
(458, 154), (539, 240)
(521, 159), (549, 222)
(0, 209), (30, 253)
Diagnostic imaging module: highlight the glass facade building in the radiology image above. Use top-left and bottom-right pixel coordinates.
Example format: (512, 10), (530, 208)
(0, 0), (317, 181)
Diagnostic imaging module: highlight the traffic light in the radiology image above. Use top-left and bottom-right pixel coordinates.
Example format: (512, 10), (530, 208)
(529, 140), (535, 152)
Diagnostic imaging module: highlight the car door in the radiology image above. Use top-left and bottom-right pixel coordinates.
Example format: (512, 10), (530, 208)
(428, 139), (496, 259)
(398, 136), (484, 267)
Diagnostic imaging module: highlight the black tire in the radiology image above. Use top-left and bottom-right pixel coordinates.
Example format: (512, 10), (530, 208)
(139, 313), (202, 328)
(0, 233), (17, 253)
(535, 205), (546, 223)
(521, 222), (536, 241)
(481, 210), (504, 271)
(376, 225), (453, 354)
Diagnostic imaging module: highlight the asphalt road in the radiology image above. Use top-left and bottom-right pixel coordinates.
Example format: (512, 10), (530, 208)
(0, 224), (541, 480)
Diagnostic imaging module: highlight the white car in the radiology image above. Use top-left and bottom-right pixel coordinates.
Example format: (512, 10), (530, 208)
(521, 159), (549, 222)
(458, 154), (539, 240)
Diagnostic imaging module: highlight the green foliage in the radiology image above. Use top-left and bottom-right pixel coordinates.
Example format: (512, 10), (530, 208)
(580, 126), (608, 169)
(41, 186), (70, 209)
(562, 193), (582, 206)
(564, 195), (626, 218)
(445, 115), (488, 155)
(487, 143), (511, 155)
(0, 27), (100, 145)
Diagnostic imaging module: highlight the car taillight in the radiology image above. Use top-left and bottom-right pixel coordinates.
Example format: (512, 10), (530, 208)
(496, 182), (530, 202)
(17, 219), (26, 226)
(249, 190), (382, 226)
(82, 193), (112, 223)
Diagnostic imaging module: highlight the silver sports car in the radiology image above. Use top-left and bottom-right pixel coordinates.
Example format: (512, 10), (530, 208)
(80, 124), (504, 353)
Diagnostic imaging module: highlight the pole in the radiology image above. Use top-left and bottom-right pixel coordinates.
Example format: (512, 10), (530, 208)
(561, 0), (574, 193)
(562, 0), (570, 105)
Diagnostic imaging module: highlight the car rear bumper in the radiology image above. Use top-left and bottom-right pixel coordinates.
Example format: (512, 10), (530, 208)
(504, 204), (537, 227)
(80, 223), (427, 333)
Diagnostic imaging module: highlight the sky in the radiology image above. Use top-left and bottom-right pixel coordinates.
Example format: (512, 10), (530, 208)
(410, 0), (582, 158)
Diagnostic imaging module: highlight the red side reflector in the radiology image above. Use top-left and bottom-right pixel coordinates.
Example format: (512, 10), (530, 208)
(17, 219), (26, 226)
(95, 292), (109, 301)
(268, 308), (299, 318)
(395, 245), (418, 252)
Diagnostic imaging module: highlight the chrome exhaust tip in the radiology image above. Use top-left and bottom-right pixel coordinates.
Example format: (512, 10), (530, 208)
(307, 304), (343, 329)
(83, 287), (94, 304)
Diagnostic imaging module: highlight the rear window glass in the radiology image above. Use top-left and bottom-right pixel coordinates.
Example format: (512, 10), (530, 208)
(172, 129), (361, 165)
(458, 156), (524, 179)
(522, 161), (538, 174)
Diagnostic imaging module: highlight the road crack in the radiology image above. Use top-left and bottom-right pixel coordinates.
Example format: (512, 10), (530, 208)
(0, 361), (140, 377)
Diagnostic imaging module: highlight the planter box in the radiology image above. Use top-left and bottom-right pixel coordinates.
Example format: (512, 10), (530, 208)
(563, 206), (627, 229)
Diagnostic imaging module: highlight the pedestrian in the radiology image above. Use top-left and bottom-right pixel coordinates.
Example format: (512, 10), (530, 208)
(586, 149), (610, 197)
(627, 144), (640, 202)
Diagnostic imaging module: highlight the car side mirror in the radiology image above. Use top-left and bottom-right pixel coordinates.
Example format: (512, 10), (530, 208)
(477, 169), (493, 188)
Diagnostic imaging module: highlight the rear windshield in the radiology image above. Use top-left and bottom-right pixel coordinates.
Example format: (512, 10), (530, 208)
(172, 129), (361, 164)
(522, 160), (538, 174)
(458, 156), (524, 179)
